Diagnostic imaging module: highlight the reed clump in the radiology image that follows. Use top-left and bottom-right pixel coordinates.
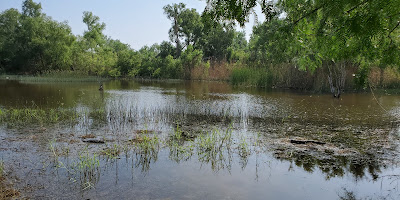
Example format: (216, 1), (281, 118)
(230, 67), (272, 88)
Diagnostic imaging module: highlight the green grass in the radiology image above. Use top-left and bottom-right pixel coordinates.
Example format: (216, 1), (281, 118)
(135, 135), (160, 154)
(230, 67), (273, 88)
(101, 144), (121, 159)
(0, 107), (110, 128)
(0, 108), (79, 127)
(0, 160), (4, 177)
(0, 70), (108, 82)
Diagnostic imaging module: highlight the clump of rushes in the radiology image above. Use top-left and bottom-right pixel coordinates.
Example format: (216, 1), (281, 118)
(167, 124), (195, 162)
(136, 135), (160, 154)
(101, 144), (121, 159)
(238, 137), (250, 157)
(74, 150), (100, 173)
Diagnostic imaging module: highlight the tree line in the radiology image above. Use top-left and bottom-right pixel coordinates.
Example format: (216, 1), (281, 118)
(0, 0), (247, 79)
(1, 0), (400, 96)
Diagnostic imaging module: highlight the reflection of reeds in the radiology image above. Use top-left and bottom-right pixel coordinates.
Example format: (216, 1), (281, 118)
(195, 128), (234, 172)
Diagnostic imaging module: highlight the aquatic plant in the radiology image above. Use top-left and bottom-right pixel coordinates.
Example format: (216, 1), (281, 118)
(133, 135), (160, 173)
(69, 149), (101, 189)
(74, 151), (100, 172)
(101, 144), (121, 159)
(135, 135), (160, 154)
(238, 137), (250, 157)
(49, 139), (59, 164)
(0, 160), (4, 177)
(0, 108), (79, 127)
(168, 141), (195, 163)
(195, 128), (233, 171)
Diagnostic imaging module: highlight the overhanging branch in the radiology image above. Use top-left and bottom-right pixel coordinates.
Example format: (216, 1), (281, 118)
(293, 4), (325, 25)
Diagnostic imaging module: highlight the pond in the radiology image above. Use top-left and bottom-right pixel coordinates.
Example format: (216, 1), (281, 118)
(0, 79), (400, 199)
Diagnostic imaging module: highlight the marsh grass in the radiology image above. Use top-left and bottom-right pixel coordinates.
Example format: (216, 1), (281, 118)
(88, 108), (107, 123)
(0, 160), (3, 177)
(70, 149), (100, 189)
(135, 135), (160, 154)
(195, 128), (234, 171)
(167, 125), (193, 160)
(0, 71), (107, 82)
(133, 135), (160, 172)
(231, 67), (272, 88)
(238, 137), (250, 157)
(101, 144), (121, 159)
(0, 108), (79, 127)
(0, 107), (110, 129)
(48, 141), (100, 189)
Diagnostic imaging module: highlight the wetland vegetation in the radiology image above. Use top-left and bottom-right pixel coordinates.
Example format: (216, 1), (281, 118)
(1, 0), (400, 199)
(0, 80), (400, 199)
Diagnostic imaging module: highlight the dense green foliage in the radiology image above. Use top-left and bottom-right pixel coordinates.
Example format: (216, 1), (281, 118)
(0, 0), (245, 79)
(206, 0), (400, 95)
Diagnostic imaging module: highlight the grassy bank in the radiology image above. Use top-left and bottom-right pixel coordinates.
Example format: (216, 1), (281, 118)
(2, 64), (400, 93)
(230, 65), (400, 92)
(0, 70), (107, 82)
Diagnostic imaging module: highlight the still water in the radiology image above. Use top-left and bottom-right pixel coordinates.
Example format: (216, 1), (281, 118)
(0, 79), (400, 199)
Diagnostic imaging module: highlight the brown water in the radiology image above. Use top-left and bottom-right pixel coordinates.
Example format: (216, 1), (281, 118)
(1, 79), (400, 199)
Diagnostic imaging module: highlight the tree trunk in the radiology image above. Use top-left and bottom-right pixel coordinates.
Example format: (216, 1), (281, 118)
(327, 62), (346, 98)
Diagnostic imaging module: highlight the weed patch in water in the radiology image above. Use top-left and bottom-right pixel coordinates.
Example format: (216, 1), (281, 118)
(0, 161), (3, 177)
(0, 108), (79, 127)
(101, 144), (122, 159)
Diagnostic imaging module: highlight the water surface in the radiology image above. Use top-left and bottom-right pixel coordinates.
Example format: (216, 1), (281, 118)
(1, 79), (400, 199)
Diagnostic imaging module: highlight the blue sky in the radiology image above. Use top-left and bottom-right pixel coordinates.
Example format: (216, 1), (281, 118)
(0, 0), (259, 50)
